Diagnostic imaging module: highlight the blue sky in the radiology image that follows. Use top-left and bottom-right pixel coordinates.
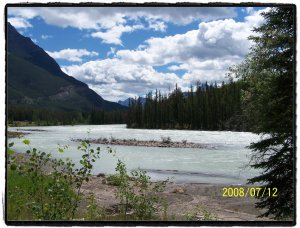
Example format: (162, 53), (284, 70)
(8, 6), (267, 102)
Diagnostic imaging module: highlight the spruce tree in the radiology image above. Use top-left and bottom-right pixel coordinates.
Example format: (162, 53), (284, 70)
(231, 7), (295, 219)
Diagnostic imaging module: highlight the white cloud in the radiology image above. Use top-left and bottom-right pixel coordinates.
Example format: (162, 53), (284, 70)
(7, 7), (269, 101)
(168, 65), (182, 71)
(62, 58), (182, 101)
(116, 13), (265, 67)
(116, 30), (200, 65)
(244, 7), (269, 28)
(8, 7), (237, 45)
(168, 56), (243, 88)
(8, 17), (32, 28)
(61, 8), (267, 101)
(41, 34), (53, 40)
(107, 47), (117, 57)
(180, 56), (243, 85)
(148, 20), (167, 32)
(8, 7), (236, 29)
(115, 8), (267, 86)
(91, 24), (144, 45)
(246, 7), (254, 14)
(46, 48), (98, 62)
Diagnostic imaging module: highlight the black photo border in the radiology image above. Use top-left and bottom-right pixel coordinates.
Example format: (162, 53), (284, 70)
(4, 2), (297, 226)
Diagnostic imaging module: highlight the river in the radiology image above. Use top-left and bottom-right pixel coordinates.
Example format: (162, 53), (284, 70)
(8, 124), (262, 184)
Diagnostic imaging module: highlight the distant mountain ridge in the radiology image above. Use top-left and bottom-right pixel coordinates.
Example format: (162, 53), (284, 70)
(7, 22), (126, 111)
(118, 92), (192, 107)
(118, 97), (146, 107)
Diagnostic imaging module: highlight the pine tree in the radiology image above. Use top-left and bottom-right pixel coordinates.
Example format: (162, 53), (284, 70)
(230, 7), (295, 219)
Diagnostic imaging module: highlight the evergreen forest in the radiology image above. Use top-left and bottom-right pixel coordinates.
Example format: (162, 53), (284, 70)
(127, 81), (249, 131)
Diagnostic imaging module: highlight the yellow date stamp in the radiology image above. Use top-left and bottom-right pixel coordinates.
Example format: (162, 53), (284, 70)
(222, 187), (278, 198)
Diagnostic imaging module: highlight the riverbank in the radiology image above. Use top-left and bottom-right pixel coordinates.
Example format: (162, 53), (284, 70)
(81, 174), (270, 221)
(72, 137), (211, 149)
(7, 131), (29, 138)
(7, 150), (269, 221)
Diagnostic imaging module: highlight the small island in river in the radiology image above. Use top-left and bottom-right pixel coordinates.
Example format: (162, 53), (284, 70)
(72, 137), (213, 149)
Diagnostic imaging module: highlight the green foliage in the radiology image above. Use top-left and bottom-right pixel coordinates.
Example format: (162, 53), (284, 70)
(106, 174), (123, 186)
(90, 109), (127, 125)
(185, 205), (217, 221)
(7, 138), (101, 220)
(130, 168), (167, 220)
(7, 138), (167, 221)
(127, 81), (247, 131)
(8, 106), (127, 126)
(7, 170), (38, 220)
(114, 159), (168, 220)
(7, 141), (15, 163)
(114, 159), (131, 218)
(7, 142), (15, 156)
(22, 139), (30, 145)
(84, 194), (105, 220)
(7, 53), (70, 102)
(230, 7), (294, 219)
(71, 140), (101, 218)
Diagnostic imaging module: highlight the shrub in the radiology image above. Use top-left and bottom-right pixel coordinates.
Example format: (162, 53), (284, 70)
(114, 159), (168, 220)
(7, 138), (101, 220)
(84, 194), (105, 220)
(185, 205), (217, 221)
(106, 174), (123, 186)
(7, 138), (168, 221)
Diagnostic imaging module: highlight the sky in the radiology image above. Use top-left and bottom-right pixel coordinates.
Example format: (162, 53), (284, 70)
(7, 6), (267, 102)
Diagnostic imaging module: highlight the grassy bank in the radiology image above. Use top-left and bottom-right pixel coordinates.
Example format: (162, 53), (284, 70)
(7, 169), (75, 220)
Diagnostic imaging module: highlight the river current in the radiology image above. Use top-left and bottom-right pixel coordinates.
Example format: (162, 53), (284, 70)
(8, 124), (262, 184)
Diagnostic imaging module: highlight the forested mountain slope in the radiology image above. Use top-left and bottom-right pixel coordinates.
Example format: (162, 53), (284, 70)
(7, 22), (126, 112)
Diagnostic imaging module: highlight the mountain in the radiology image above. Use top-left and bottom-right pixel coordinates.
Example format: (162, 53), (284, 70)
(118, 97), (146, 107)
(7, 22), (126, 112)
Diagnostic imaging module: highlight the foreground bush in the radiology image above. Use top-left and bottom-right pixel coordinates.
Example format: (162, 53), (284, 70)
(114, 159), (168, 220)
(7, 137), (168, 221)
(7, 138), (100, 220)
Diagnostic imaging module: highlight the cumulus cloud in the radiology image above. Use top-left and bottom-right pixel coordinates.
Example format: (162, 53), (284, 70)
(46, 48), (98, 62)
(8, 17), (32, 28)
(167, 56), (243, 88)
(61, 8), (266, 101)
(7, 6), (268, 101)
(244, 7), (268, 28)
(117, 30), (200, 65)
(114, 8), (267, 88)
(8, 7), (236, 45)
(180, 56), (243, 85)
(116, 10), (266, 66)
(8, 7), (236, 29)
(91, 24), (144, 45)
(148, 19), (167, 32)
(62, 58), (182, 101)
